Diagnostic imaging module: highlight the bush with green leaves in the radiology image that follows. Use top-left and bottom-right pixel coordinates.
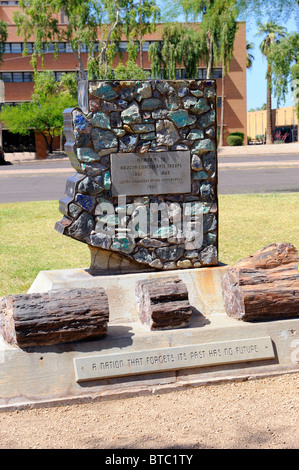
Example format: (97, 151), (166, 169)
(227, 135), (243, 146)
(229, 131), (244, 142)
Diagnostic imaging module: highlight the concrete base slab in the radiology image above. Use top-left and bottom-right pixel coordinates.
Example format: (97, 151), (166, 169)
(1, 266), (298, 411)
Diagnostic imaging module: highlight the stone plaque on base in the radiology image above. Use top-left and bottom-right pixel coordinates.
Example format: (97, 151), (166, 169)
(74, 336), (274, 382)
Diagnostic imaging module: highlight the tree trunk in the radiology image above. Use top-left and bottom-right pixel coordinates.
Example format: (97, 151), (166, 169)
(266, 63), (274, 144)
(139, 0), (143, 69)
(136, 277), (192, 330)
(41, 132), (51, 155)
(206, 31), (213, 79)
(219, 62), (225, 147)
(72, 45), (86, 80)
(0, 288), (109, 347)
(221, 243), (299, 321)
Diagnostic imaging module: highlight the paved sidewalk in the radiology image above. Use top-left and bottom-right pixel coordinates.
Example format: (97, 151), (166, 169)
(1, 143), (299, 165)
(218, 142), (299, 156)
(1, 151), (68, 165)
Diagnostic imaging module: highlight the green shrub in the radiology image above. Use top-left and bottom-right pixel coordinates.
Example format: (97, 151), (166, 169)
(229, 131), (244, 142)
(227, 135), (243, 146)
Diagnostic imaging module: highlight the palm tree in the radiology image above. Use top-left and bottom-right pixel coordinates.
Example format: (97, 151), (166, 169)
(246, 41), (254, 69)
(257, 21), (286, 144)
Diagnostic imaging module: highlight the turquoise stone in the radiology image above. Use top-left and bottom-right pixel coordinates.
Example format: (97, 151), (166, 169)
(192, 170), (208, 180)
(131, 123), (155, 133)
(103, 171), (111, 190)
(80, 162), (107, 176)
(190, 89), (204, 97)
(121, 103), (142, 124)
(93, 82), (118, 100)
(187, 129), (204, 140)
(141, 98), (162, 110)
(168, 109), (197, 128)
(135, 82), (152, 101)
(151, 225), (176, 239)
(166, 92), (180, 110)
(96, 213), (118, 226)
(112, 128), (126, 137)
(182, 96), (197, 108)
(140, 132), (156, 141)
(184, 202), (204, 216)
(77, 147), (100, 163)
(88, 112), (111, 129)
(198, 110), (215, 128)
(192, 138), (215, 154)
(91, 128), (118, 150)
(111, 236), (135, 254)
(191, 98), (210, 115)
(206, 232), (217, 244)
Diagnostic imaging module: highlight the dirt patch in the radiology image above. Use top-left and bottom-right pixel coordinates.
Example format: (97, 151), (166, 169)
(0, 372), (298, 449)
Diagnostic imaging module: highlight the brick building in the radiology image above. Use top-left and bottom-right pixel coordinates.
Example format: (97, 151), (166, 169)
(0, 1), (247, 156)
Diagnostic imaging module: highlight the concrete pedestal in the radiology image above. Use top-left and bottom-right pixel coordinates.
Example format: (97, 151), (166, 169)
(0, 266), (298, 411)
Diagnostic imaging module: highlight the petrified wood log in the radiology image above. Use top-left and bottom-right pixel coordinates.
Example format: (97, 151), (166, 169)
(221, 243), (299, 321)
(0, 288), (109, 347)
(136, 276), (192, 330)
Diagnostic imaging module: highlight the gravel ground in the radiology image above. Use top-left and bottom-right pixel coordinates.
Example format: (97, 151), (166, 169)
(0, 372), (298, 450)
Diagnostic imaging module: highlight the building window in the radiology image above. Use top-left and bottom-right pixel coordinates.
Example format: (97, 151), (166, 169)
(1, 73), (12, 82)
(198, 68), (223, 79)
(217, 97), (222, 107)
(57, 43), (66, 53)
(23, 72), (33, 82)
(11, 43), (22, 54)
(12, 72), (23, 82)
(198, 69), (207, 79)
(24, 43), (34, 54)
(213, 68), (222, 79)
(142, 41), (150, 51)
(0, 72), (34, 82)
(119, 41), (128, 52)
(60, 9), (68, 24)
(80, 43), (88, 53)
(175, 69), (186, 79)
(65, 43), (73, 53)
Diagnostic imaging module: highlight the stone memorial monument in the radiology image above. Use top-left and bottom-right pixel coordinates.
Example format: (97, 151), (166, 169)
(55, 79), (218, 273)
(0, 79), (298, 411)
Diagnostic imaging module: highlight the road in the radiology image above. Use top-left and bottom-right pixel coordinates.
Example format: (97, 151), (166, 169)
(218, 153), (299, 194)
(0, 153), (299, 203)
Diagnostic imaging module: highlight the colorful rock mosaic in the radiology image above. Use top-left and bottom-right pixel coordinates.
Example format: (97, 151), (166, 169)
(56, 79), (218, 271)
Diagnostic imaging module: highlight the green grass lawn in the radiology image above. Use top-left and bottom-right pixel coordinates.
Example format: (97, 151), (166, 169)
(1, 193), (299, 297)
